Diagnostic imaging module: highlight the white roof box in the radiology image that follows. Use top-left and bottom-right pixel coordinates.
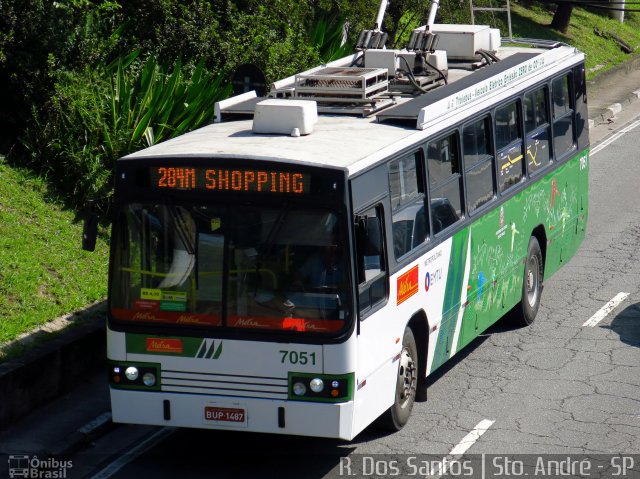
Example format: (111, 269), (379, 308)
(431, 24), (494, 60)
(252, 99), (318, 136)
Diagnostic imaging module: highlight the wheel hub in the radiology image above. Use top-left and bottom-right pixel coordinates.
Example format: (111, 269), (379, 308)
(526, 256), (539, 307)
(398, 347), (417, 408)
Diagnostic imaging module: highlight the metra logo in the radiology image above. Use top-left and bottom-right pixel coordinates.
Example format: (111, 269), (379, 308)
(234, 318), (264, 328)
(146, 338), (183, 354)
(176, 314), (203, 324)
(397, 265), (419, 305)
(133, 312), (160, 321)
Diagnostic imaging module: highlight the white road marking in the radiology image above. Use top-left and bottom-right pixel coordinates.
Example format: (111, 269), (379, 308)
(448, 419), (495, 456)
(435, 419), (495, 477)
(591, 118), (640, 156)
(582, 292), (630, 327)
(90, 427), (176, 479)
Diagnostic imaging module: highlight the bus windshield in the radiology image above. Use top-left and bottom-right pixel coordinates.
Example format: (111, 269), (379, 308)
(110, 202), (352, 335)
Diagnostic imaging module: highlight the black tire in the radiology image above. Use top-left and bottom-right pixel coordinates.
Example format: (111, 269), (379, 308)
(379, 327), (418, 431)
(513, 236), (544, 326)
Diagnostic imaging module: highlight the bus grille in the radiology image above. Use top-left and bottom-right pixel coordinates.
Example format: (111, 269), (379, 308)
(161, 370), (288, 400)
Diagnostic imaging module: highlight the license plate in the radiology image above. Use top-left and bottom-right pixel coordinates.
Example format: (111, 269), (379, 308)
(203, 405), (247, 427)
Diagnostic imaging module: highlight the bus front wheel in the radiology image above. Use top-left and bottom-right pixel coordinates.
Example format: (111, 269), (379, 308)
(380, 327), (418, 431)
(514, 236), (544, 326)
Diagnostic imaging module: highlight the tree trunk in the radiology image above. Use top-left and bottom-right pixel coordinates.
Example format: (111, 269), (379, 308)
(550, 3), (574, 34)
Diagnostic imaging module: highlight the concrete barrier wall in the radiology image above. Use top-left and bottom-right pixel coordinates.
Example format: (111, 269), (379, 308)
(0, 319), (106, 427)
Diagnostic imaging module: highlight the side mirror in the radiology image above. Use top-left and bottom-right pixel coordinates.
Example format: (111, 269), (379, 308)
(82, 205), (99, 252)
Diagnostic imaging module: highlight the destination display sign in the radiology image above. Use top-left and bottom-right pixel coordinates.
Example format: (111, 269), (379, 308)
(149, 166), (311, 194)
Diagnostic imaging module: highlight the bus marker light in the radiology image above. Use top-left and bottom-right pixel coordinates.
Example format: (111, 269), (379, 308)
(331, 389), (339, 397)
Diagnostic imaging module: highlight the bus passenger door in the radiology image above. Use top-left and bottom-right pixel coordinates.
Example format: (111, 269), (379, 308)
(352, 206), (398, 435)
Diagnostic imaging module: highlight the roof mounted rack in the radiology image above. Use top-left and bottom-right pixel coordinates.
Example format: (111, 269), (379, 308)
(502, 37), (568, 49)
(213, 0), (576, 128)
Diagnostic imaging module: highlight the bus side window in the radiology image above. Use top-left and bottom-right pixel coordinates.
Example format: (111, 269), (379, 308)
(427, 132), (463, 234)
(463, 115), (496, 213)
(495, 100), (524, 192)
(551, 73), (576, 159)
(355, 206), (387, 316)
(389, 150), (427, 258)
(524, 86), (551, 176)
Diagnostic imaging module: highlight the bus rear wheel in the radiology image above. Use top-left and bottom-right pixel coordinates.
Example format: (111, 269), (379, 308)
(514, 236), (544, 326)
(380, 327), (417, 431)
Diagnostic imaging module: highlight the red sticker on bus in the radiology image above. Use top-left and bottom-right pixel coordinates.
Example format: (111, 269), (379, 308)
(146, 338), (183, 354)
(397, 265), (419, 305)
(133, 299), (160, 311)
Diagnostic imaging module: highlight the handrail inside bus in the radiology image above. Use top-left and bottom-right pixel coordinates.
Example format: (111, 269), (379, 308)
(119, 267), (278, 289)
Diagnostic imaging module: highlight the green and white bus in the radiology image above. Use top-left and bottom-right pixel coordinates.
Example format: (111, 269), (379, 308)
(91, 7), (589, 440)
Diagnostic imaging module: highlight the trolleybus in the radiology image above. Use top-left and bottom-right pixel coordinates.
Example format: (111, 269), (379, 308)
(86, 2), (589, 440)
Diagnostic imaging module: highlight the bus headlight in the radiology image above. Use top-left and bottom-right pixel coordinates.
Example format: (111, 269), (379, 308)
(125, 366), (139, 381)
(309, 378), (324, 393)
(288, 373), (354, 402)
(142, 372), (157, 387)
(109, 362), (160, 390)
(293, 382), (307, 396)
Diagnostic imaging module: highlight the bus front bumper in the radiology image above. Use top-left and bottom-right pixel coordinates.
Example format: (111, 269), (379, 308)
(110, 388), (356, 440)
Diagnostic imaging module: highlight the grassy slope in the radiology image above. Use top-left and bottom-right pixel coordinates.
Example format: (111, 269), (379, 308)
(509, 3), (640, 79)
(0, 157), (109, 344)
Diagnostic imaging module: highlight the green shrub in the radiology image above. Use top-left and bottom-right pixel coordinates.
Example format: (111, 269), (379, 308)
(0, 0), (122, 145)
(23, 54), (231, 207)
(309, 16), (353, 63)
(217, 5), (322, 84)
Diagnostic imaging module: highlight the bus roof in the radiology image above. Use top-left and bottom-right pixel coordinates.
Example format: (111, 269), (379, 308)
(124, 34), (583, 177)
(122, 113), (420, 173)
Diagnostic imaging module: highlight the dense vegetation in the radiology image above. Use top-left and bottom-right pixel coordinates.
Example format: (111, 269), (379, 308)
(0, 0), (437, 208)
(0, 0), (639, 347)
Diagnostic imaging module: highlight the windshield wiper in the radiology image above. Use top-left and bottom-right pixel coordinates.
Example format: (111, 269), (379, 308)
(167, 201), (195, 255)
